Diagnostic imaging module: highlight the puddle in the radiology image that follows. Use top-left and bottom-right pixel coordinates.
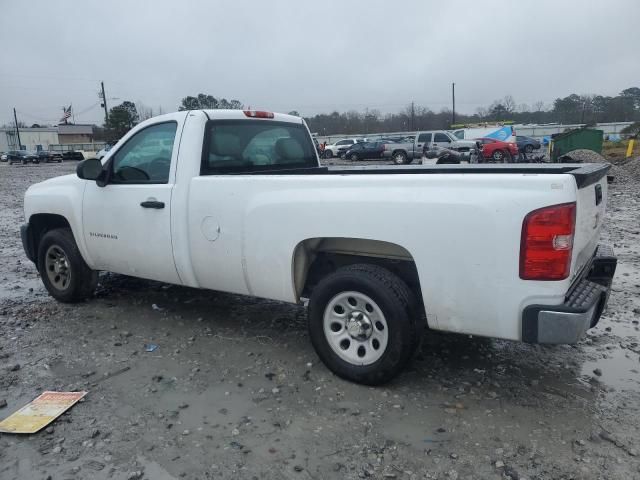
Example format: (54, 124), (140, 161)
(581, 348), (640, 390)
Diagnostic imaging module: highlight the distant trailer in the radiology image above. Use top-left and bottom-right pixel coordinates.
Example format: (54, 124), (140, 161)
(451, 125), (515, 142)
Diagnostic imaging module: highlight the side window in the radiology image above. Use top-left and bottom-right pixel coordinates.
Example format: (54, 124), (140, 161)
(336, 140), (349, 146)
(111, 122), (177, 183)
(417, 133), (432, 143)
(434, 133), (450, 143)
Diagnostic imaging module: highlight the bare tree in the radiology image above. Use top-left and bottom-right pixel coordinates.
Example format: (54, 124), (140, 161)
(136, 101), (154, 121)
(503, 95), (516, 113)
(533, 100), (545, 112)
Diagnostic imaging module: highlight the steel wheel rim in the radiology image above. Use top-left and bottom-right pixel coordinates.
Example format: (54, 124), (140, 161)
(323, 291), (389, 366)
(45, 245), (71, 291)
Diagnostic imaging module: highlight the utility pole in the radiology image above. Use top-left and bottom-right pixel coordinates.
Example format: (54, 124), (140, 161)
(13, 108), (22, 149)
(100, 81), (109, 125)
(452, 82), (456, 126)
(410, 101), (415, 131)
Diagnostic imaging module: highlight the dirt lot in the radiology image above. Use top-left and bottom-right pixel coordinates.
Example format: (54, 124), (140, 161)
(1, 158), (639, 480)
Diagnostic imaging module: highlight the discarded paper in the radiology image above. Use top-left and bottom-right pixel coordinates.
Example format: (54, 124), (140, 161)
(0, 391), (87, 434)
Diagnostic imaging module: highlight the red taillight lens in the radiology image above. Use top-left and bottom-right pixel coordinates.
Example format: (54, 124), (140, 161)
(520, 202), (576, 280)
(243, 110), (274, 119)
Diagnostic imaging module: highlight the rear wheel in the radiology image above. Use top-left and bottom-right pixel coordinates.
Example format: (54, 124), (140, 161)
(324, 150), (333, 159)
(492, 149), (505, 162)
(308, 264), (422, 385)
(393, 151), (408, 165)
(525, 144), (534, 154)
(37, 228), (97, 303)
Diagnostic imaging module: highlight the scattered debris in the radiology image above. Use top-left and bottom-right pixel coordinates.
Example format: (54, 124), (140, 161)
(0, 391), (87, 434)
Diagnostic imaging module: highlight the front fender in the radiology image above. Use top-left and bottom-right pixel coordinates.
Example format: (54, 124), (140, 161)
(24, 175), (92, 266)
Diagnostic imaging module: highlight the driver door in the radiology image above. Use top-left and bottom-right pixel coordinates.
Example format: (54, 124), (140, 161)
(82, 121), (181, 284)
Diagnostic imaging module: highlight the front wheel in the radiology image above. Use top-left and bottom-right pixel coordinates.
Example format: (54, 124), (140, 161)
(525, 144), (534, 154)
(308, 264), (422, 385)
(350, 153), (359, 161)
(37, 228), (98, 303)
(324, 150), (333, 159)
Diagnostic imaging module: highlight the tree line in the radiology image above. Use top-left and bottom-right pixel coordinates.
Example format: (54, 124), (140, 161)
(305, 87), (640, 135)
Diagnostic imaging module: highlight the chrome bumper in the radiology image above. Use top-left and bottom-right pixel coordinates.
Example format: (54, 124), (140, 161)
(522, 244), (617, 344)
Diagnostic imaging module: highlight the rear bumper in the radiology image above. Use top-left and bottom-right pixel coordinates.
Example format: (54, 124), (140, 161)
(522, 244), (617, 344)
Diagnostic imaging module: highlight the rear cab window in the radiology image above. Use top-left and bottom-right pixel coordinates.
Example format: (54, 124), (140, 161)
(201, 120), (318, 174)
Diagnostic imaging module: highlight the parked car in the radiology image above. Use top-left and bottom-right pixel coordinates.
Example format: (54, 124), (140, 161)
(62, 151), (86, 161)
(516, 135), (542, 154)
(36, 151), (63, 163)
(382, 131), (478, 164)
(8, 150), (39, 165)
(477, 137), (519, 162)
(21, 109), (616, 385)
(0, 152), (8, 162)
(96, 145), (112, 160)
(323, 138), (363, 159)
(343, 141), (389, 160)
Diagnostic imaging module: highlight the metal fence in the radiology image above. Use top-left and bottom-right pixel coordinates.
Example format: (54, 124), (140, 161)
(314, 121), (635, 144)
(49, 143), (107, 153)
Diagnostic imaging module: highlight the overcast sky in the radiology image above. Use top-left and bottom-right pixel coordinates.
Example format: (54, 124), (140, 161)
(1, 0), (639, 126)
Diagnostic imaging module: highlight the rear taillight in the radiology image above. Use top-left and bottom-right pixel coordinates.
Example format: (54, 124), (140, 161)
(243, 110), (274, 119)
(520, 202), (576, 280)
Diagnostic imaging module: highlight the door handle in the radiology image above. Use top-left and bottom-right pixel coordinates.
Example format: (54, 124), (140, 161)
(140, 200), (165, 209)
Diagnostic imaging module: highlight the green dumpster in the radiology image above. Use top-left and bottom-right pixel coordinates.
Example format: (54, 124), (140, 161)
(550, 128), (603, 162)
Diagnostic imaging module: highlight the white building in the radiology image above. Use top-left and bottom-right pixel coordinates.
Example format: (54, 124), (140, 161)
(0, 127), (59, 152)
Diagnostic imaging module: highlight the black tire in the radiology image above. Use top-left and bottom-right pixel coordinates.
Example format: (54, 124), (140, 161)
(37, 228), (98, 303)
(392, 151), (408, 165)
(350, 153), (359, 161)
(324, 150), (333, 159)
(492, 150), (505, 162)
(308, 264), (422, 385)
(525, 144), (534, 154)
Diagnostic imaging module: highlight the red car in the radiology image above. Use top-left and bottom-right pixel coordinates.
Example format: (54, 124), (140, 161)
(477, 137), (519, 162)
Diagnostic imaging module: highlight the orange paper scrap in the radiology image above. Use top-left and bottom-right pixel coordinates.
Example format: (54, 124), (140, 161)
(0, 391), (87, 434)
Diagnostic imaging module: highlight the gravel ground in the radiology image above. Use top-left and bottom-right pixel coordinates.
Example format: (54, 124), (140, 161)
(1, 157), (639, 480)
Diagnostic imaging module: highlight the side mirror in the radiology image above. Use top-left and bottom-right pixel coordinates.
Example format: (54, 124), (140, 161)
(76, 158), (103, 181)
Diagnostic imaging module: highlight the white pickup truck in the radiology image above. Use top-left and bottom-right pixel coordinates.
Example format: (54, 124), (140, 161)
(21, 110), (617, 385)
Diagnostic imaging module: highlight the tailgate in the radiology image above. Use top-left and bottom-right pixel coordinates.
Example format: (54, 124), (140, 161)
(570, 164), (610, 282)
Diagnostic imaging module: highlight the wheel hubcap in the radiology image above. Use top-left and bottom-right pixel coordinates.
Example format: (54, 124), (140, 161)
(45, 245), (71, 291)
(323, 291), (389, 365)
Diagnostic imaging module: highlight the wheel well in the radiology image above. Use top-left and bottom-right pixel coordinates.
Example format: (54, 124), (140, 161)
(392, 149), (407, 156)
(293, 237), (424, 312)
(26, 214), (71, 261)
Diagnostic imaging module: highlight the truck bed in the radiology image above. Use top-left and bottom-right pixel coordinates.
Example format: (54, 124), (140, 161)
(233, 163), (611, 188)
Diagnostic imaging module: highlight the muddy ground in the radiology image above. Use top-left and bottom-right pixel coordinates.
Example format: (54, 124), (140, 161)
(1, 157), (639, 480)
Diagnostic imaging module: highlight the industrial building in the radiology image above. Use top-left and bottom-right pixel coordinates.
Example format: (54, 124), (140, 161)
(0, 124), (96, 152)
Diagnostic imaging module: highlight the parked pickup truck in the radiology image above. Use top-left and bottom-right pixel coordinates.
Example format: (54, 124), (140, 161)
(21, 109), (617, 385)
(382, 130), (478, 164)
